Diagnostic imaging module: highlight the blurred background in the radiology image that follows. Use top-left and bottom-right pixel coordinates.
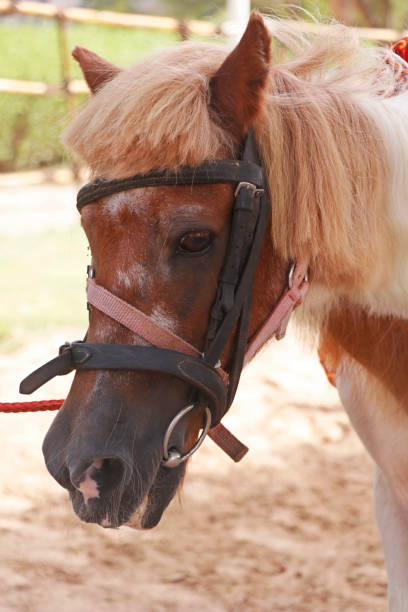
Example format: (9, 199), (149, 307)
(0, 1), (405, 610)
(1, 0), (408, 174)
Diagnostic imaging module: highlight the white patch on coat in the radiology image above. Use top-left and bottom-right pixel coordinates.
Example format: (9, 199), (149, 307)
(114, 263), (150, 294)
(93, 320), (119, 343)
(103, 192), (128, 217)
(298, 94), (408, 322)
(159, 203), (206, 224)
(100, 515), (111, 528)
(335, 357), (408, 610)
(130, 262), (150, 294)
(93, 322), (151, 348)
(77, 458), (103, 505)
(103, 190), (149, 218)
(375, 468), (408, 612)
(363, 93), (408, 316)
(115, 269), (132, 290)
(124, 496), (149, 530)
(150, 304), (177, 333)
(335, 357), (406, 492)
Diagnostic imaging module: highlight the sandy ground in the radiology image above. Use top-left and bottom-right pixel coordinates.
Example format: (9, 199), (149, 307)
(0, 179), (387, 611)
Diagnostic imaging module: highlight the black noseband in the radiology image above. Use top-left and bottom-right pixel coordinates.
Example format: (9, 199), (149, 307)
(20, 342), (228, 426)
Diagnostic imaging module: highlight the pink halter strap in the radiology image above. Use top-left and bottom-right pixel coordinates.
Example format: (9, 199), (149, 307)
(86, 277), (229, 387)
(87, 278), (201, 358)
(244, 259), (309, 366)
(87, 261), (308, 372)
(86, 260), (309, 461)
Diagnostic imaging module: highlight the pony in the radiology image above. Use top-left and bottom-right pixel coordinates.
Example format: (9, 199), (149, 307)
(40, 13), (408, 610)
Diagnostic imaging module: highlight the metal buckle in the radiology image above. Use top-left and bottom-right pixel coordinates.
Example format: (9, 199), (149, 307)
(161, 404), (212, 468)
(59, 341), (72, 355)
(234, 182), (264, 198)
(288, 262), (308, 289)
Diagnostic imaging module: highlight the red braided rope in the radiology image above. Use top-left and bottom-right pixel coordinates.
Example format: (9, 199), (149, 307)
(0, 400), (64, 413)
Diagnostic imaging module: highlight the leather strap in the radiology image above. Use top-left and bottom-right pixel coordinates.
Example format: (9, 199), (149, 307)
(20, 342), (228, 426)
(86, 278), (229, 387)
(244, 260), (309, 366)
(77, 160), (264, 211)
(208, 423), (249, 462)
(87, 277), (200, 357)
(203, 131), (270, 409)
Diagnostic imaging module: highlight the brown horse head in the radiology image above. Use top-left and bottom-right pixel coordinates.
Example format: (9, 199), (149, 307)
(42, 14), (290, 529)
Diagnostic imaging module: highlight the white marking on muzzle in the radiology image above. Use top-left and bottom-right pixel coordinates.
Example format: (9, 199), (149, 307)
(124, 495), (149, 530)
(100, 515), (111, 528)
(77, 458), (103, 505)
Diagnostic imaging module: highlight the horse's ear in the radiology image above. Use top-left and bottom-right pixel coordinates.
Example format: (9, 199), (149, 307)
(72, 46), (121, 94)
(209, 12), (271, 143)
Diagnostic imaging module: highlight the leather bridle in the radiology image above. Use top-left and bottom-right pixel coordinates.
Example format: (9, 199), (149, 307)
(20, 131), (309, 467)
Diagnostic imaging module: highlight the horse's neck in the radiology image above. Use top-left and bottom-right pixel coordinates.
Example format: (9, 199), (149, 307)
(373, 93), (408, 314)
(319, 301), (408, 405)
(362, 94), (408, 316)
(251, 91), (408, 359)
(302, 93), (408, 321)
(249, 232), (292, 345)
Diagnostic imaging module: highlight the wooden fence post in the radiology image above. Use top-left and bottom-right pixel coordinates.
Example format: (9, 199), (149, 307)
(56, 11), (79, 178)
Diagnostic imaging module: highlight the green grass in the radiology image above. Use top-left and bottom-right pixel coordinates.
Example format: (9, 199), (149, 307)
(0, 21), (182, 171)
(0, 21), (180, 82)
(0, 227), (90, 351)
(0, 20), (221, 351)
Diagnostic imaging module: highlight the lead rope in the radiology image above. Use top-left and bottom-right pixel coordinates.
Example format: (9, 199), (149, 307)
(0, 399), (64, 413)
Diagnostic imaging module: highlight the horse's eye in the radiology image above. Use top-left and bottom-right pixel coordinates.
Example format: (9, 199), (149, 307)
(178, 230), (212, 254)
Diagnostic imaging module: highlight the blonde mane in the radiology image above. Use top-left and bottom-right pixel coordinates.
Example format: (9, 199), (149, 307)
(64, 20), (408, 318)
(64, 44), (235, 176)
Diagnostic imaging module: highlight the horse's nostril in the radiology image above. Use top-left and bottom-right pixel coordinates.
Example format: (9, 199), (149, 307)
(70, 456), (128, 503)
(99, 457), (127, 493)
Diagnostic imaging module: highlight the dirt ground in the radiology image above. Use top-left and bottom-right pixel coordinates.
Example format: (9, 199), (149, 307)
(0, 179), (387, 611)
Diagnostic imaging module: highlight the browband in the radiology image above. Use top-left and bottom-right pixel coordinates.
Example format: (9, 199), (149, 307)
(77, 160), (264, 210)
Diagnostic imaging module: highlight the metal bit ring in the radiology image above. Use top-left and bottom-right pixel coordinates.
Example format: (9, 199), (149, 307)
(162, 404), (211, 468)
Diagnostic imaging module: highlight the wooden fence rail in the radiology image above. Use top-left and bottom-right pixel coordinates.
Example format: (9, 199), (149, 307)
(0, 0), (218, 35)
(0, 0), (219, 102)
(0, 78), (88, 95)
(1, 0), (407, 99)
